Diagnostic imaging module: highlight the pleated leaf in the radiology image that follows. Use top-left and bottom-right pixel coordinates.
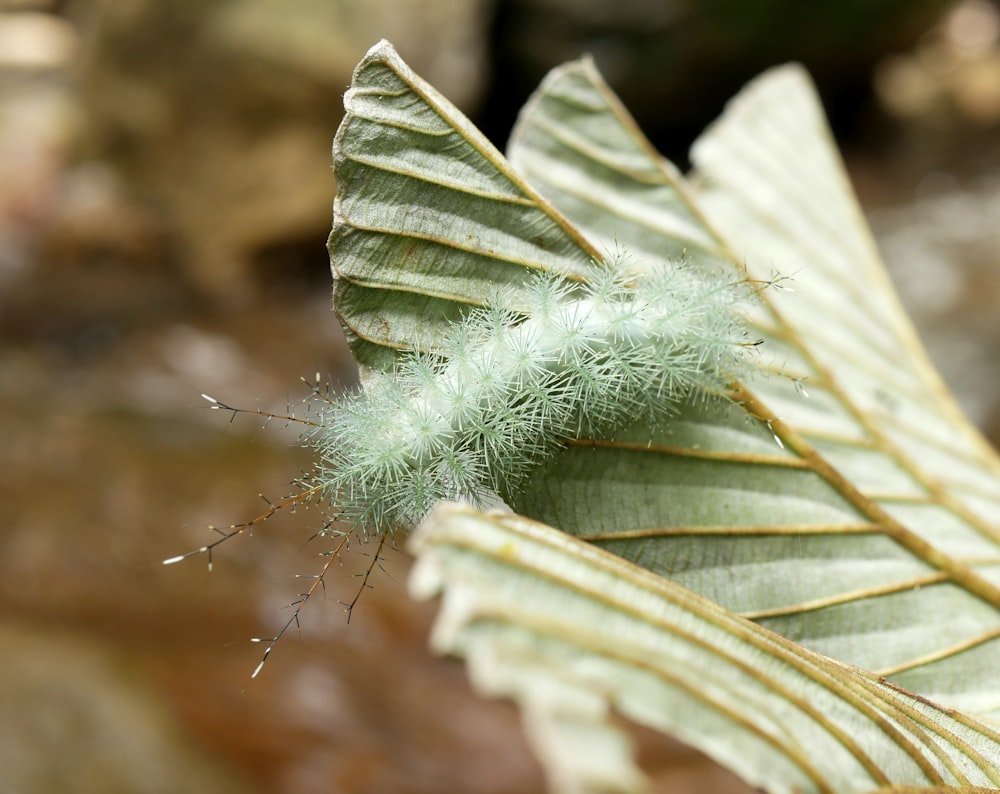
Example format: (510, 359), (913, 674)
(688, 66), (1000, 713)
(329, 39), (603, 373)
(505, 57), (1000, 723)
(409, 504), (1000, 794)
(328, 41), (1000, 792)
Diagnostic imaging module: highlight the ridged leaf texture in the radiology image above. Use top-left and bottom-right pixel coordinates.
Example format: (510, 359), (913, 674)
(329, 41), (1000, 793)
(410, 504), (1000, 793)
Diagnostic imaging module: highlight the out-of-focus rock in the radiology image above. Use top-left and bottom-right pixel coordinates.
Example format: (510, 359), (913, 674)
(872, 174), (1000, 435)
(0, 10), (80, 283)
(481, 0), (951, 164)
(873, 0), (1000, 178)
(0, 10), (77, 69)
(62, 0), (495, 302)
(876, 0), (1000, 124)
(206, 0), (491, 110)
(0, 620), (253, 794)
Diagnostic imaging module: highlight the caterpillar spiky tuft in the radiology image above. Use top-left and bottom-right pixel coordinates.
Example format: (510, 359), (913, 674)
(313, 252), (759, 533)
(162, 43), (771, 675)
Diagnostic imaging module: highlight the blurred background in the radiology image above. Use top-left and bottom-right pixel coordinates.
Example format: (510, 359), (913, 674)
(2, 1), (1000, 792)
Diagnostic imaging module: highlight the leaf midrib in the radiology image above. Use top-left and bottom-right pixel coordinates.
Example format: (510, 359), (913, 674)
(517, 62), (1000, 607)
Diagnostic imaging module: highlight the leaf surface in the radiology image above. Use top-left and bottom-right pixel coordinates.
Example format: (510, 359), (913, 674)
(410, 505), (1000, 794)
(329, 41), (1000, 790)
(505, 56), (1000, 723)
(329, 40), (603, 372)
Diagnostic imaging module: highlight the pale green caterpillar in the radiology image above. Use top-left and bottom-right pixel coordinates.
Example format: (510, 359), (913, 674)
(313, 253), (757, 533)
(161, 43), (764, 670)
(167, 244), (758, 674)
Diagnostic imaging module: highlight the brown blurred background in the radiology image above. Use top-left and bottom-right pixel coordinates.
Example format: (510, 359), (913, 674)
(2, 1), (1000, 792)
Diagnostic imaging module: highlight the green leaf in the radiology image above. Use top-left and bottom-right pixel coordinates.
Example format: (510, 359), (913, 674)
(409, 504), (1000, 793)
(504, 56), (1000, 722)
(329, 41), (1000, 791)
(329, 39), (604, 372)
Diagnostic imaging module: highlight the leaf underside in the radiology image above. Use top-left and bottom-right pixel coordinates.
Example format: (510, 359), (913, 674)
(505, 56), (1000, 718)
(411, 504), (1000, 794)
(330, 40), (1000, 793)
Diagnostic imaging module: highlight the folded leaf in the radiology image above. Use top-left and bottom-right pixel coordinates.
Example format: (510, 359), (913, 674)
(505, 54), (1000, 722)
(329, 39), (604, 373)
(409, 505), (1000, 794)
(328, 40), (1000, 791)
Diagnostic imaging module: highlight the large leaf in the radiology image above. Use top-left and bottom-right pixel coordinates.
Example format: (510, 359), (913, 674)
(329, 39), (603, 373)
(328, 41), (1000, 790)
(409, 504), (1000, 794)
(504, 57), (1000, 720)
(687, 66), (1000, 700)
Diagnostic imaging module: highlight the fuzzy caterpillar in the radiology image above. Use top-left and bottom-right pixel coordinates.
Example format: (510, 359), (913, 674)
(314, 253), (757, 533)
